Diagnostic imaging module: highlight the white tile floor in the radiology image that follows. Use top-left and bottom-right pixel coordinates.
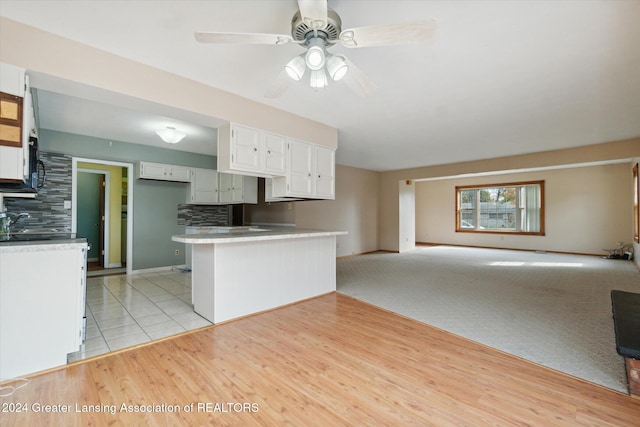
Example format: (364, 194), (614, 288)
(68, 270), (211, 363)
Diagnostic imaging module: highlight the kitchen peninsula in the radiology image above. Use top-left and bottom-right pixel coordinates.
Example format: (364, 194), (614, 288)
(172, 227), (346, 323)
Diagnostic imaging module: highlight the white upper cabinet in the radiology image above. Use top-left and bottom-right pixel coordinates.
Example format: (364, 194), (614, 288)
(188, 168), (219, 204)
(218, 123), (287, 177)
(0, 147), (23, 182)
(0, 63), (32, 182)
(138, 161), (191, 182)
(230, 124), (261, 172)
(217, 122), (335, 199)
(314, 146), (336, 199)
(262, 131), (287, 175)
(0, 62), (25, 97)
(219, 173), (257, 204)
(271, 139), (335, 200)
(287, 139), (314, 196)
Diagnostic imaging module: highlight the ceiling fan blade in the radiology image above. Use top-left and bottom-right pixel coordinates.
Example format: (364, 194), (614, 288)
(340, 56), (377, 98)
(338, 20), (437, 48)
(297, 0), (328, 28)
(195, 32), (293, 45)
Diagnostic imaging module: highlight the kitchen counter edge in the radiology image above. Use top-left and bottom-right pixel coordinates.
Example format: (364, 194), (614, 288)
(172, 228), (347, 244)
(0, 238), (88, 252)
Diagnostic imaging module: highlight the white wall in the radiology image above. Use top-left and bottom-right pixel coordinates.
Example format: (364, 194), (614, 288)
(0, 18), (337, 149)
(295, 165), (379, 257)
(415, 163), (632, 255)
(380, 139), (640, 253)
(398, 180), (415, 253)
(633, 158), (640, 270)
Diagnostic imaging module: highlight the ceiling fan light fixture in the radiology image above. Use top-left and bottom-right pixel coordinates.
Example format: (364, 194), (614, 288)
(326, 54), (349, 81)
(310, 69), (328, 90)
(155, 127), (186, 144)
(305, 37), (326, 70)
(285, 55), (306, 81)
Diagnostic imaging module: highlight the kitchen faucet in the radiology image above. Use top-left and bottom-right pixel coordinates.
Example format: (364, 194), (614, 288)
(8, 212), (31, 231)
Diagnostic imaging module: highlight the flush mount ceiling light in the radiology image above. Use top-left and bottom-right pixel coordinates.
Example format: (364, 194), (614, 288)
(155, 127), (186, 144)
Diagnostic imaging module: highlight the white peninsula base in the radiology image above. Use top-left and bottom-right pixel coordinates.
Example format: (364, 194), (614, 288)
(173, 228), (346, 324)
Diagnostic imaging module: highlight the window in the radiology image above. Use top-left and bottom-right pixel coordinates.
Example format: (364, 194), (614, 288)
(456, 181), (544, 235)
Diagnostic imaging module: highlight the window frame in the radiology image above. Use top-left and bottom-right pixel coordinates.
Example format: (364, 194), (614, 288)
(455, 180), (545, 236)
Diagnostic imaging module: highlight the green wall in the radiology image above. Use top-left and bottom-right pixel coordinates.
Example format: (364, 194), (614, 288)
(40, 129), (217, 270)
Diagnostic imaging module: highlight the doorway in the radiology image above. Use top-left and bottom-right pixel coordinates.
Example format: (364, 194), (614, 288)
(77, 170), (108, 268)
(72, 158), (134, 276)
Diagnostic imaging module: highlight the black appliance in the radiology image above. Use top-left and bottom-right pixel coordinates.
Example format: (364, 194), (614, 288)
(0, 136), (45, 193)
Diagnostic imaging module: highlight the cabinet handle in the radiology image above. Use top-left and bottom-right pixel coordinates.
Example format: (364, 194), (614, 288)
(267, 150), (271, 154)
(253, 147), (258, 152)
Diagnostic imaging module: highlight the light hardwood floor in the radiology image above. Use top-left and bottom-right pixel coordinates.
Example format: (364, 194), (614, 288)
(2, 293), (639, 426)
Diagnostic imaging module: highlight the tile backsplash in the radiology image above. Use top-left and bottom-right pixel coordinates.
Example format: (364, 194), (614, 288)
(177, 204), (231, 226)
(4, 152), (73, 230)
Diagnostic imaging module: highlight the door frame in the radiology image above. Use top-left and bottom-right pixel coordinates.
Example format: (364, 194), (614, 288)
(77, 168), (110, 267)
(72, 157), (134, 275)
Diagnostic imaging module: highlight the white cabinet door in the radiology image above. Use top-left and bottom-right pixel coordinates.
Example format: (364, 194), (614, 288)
(287, 139), (314, 197)
(189, 168), (218, 204)
(229, 174), (245, 203)
(139, 162), (168, 180)
(166, 165), (191, 182)
(219, 173), (257, 204)
(0, 146), (23, 181)
(138, 162), (191, 182)
(219, 173), (240, 203)
(314, 146), (335, 199)
(231, 124), (261, 173)
(218, 123), (287, 177)
(0, 63), (26, 97)
(271, 139), (335, 200)
(263, 131), (287, 175)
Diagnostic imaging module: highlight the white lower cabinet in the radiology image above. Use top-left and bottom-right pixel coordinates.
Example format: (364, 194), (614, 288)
(0, 243), (87, 378)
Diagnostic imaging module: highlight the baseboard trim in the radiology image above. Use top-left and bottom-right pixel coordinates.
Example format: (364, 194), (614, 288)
(131, 265), (188, 275)
(415, 241), (605, 257)
(337, 250), (397, 259)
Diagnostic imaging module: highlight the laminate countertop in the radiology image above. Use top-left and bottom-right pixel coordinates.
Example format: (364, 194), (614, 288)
(172, 226), (347, 244)
(0, 233), (87, 252)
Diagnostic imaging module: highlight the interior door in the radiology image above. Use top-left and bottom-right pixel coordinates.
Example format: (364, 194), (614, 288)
(98, 174), (106, 267)
(77, 172), (100, 264)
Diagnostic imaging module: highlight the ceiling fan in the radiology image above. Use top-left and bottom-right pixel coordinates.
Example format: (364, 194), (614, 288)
(194, 0), (437, 97)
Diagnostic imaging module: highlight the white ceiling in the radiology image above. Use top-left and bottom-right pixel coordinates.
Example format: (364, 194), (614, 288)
(1, 1), (639, 172)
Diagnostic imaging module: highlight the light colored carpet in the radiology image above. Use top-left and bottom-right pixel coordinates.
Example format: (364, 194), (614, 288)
(336, 245), (640, 393)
